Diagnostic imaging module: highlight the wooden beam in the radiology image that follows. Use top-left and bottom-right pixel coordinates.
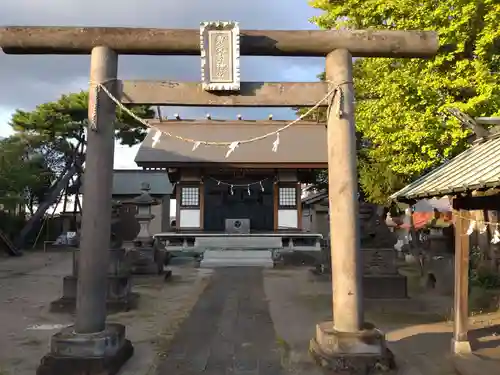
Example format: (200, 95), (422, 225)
(121, 81), (329, 107)
(273, 182), (279, 231)
(199, 182), (205, 230)
(0, 27), (439, 58)
(296, 182), (303, 230)
(175, 185), (180, 230)
(451, 208), (472, 354)
(452, 194), (500, 211)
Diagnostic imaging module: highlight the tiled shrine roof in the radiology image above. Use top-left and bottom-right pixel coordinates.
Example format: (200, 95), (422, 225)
(134, 120), (328, 168)
(391, 131), (500, 201)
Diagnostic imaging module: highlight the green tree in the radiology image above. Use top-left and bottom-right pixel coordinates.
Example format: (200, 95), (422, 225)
(8, 91), (154, 246)
(10, 91), (154, 212)
(0, 136), (51, 210)
(305, 0), (500, 204)
(11, 91), (154, 150)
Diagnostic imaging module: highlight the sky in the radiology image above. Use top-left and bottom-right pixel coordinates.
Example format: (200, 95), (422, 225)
(0, 0), (326, 169)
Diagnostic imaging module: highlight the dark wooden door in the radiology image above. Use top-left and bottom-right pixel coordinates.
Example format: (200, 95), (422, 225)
(204, 178), (274, 232)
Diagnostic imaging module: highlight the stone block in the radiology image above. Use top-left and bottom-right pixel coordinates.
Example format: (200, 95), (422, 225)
(62, 275), (131, 301)
(310, 321), (395, 375)
(128, 246), (163, 275)
(37, 323), (133, 375)
(360, 247), (407, 299)
(361, 248), (397, 275)
(363, 274), (408, 299)
(51, 275), (137, 313)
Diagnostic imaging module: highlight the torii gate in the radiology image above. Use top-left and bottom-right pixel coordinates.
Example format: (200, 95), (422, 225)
(0, 26), (438, 375)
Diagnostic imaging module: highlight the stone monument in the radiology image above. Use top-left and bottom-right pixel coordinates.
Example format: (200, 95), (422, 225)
(359, 203), (407, 299)
(126, 182), (166, 275)
(50, 201), (136, 313)
(311, 203), (407, 299)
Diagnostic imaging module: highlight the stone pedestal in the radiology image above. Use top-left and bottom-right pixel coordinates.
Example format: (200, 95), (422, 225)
(310, 322), (395, 375)
(128, 243), (163, 274)
(51, 275), (137, 313)
(36, 323), (133, 375)
(50, 247), (137, 313)
(361, 248), (408, 299)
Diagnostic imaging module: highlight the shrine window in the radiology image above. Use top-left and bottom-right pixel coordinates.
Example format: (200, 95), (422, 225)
(278, 186), (297, 209)
(180, 186), (200, 208)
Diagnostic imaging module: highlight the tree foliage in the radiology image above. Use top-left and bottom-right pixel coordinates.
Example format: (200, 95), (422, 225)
(305, 0), (500, 204)
(11, 91), (154, 148)
(2, 91), (154, 213)
(0, 136), (53, 210)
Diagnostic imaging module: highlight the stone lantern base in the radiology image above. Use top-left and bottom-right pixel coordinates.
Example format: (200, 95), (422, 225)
(128, 239), (166, 275)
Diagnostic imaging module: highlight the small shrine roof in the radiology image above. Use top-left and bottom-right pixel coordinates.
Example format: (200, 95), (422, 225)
(391, 131), (500, 201)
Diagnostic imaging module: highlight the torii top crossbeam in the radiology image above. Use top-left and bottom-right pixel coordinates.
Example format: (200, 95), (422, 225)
(0, 26), (438, 58)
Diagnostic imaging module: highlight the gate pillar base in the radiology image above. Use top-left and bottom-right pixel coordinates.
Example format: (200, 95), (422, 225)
(37, 323), (133, 375)
(309, 321), (396, 374)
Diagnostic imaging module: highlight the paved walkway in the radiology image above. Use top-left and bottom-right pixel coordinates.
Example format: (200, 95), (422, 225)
(156, 268), (283, 375)
(2, 252), (499, 375)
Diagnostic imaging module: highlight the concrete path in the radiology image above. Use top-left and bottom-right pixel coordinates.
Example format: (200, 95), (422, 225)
(156, 268), (283, 375)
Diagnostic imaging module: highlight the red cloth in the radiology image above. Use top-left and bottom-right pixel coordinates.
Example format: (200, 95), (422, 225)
(394, 211), (453, 230)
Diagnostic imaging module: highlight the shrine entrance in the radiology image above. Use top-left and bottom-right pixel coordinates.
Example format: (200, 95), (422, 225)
(0, 24), (440, 375)
(203, 177), (274, 232)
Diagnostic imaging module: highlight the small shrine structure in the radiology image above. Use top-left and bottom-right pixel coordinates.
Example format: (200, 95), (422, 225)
(135, 118), (326, 259)
(391, 116), (500, 357)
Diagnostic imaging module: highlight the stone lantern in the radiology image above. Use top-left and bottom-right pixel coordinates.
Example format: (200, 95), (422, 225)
(127, 182), (164, 274)
(51, 200), (136, 313)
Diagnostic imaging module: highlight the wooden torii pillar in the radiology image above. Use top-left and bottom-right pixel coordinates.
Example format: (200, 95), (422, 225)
(0, 26), (438, 375)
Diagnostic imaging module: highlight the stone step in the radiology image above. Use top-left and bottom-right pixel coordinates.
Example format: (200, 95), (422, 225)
(200, 250), (274, 268)
(195, 236), (282, 250)
(200, 259), (274, 268)
(204, 250), (273, 258)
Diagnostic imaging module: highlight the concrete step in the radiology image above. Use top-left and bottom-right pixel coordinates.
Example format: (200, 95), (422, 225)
(200, 250), (274, 268)
(204, 250), (273, 258)
(195, 236), (282, 250)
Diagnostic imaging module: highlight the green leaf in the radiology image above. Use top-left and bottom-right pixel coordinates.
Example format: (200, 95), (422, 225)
(302, 0), (499, 203)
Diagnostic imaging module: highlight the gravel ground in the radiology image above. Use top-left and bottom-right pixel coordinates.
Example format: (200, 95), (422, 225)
(263, 267), (500, 375)
(0, 251), (211, 375)
(1, 253), (498, 375)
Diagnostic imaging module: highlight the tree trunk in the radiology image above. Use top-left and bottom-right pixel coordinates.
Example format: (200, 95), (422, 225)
(14, 162), (81, 249)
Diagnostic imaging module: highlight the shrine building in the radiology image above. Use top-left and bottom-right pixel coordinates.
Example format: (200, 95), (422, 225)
(134, 119), (327, 254)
